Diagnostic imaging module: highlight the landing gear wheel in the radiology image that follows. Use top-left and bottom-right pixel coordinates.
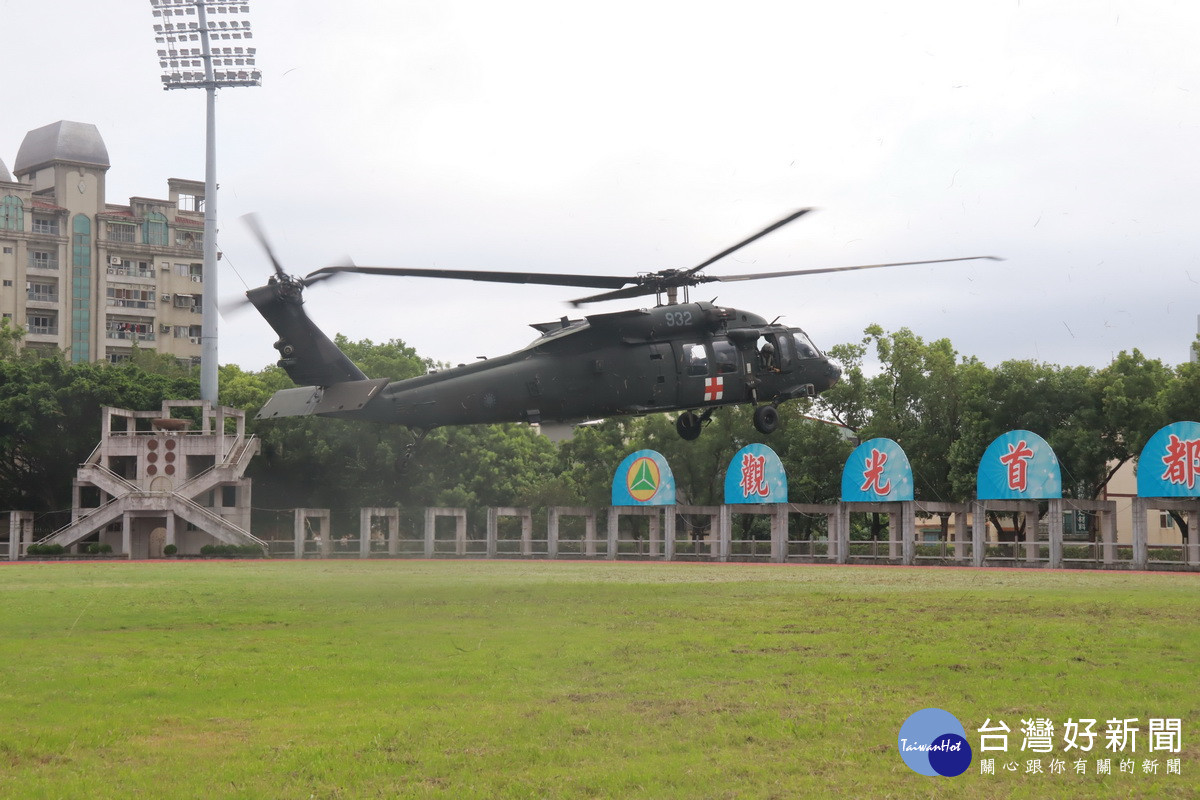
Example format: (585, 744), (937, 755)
(753, 405), (780, 434)
(676, 411), (703, 441)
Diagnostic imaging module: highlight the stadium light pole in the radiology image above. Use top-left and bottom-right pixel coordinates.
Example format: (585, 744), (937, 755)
(149, 0), (261, 404)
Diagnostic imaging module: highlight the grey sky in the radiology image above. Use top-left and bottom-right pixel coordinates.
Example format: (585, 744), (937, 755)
(5, 1), (1199, 373)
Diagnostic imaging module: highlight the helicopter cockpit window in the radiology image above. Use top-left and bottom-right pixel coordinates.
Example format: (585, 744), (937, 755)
(793, 331), (821, 359)
(682, 343), (709, 376)
(712, 339), (738, 374)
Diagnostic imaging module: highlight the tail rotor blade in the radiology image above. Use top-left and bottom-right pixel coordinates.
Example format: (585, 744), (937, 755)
(242, 213), (288, 280)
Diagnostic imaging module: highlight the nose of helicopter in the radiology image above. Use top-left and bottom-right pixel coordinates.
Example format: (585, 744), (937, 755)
(823, 359), (842, 389)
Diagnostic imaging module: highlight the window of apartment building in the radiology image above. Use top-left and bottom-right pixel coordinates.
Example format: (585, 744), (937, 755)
(173, 293), (202, 313)
(106, 284), (156, 309)
(106, 348), (132, 364)
(143, 212), (168, 246)
(106, 317), (155, 342)
(1159, 512), (1176, 529)
(30, 250), (58, 270)
(107, 257), (155, 279)
(26, 280), (58, 302)
(0, 196), (23, 231)
(106, 222), (137, 243)
(32, 216), (60, 236)
(174, 262), (203, 280)
(174, 323), (203, 342)
(26, 312), (57, 335)
(177, 193), (204, 213)
(175, 229), (202, 250)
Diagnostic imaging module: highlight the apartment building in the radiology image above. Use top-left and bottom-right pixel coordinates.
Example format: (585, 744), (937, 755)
(0, 120), (205, 365)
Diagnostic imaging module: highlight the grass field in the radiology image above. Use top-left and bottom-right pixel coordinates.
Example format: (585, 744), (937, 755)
(0, 560), (1195, 799)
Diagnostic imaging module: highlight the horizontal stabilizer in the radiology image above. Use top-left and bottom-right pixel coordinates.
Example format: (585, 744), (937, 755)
(257, 378), (390, 420)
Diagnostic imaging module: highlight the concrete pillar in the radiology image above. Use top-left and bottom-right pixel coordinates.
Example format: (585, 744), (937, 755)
(424, 508), (436, 558)
(585, 512), (598, 557)
(901, 501), (916, 566)
(887, 511), (901, 560)
(606, 508), (618, 560)
(664, 509), (676, 561)
(520, 512), (532, 557)
(770, 505), (787, 564)
(486, 508), (499, 558)
(293, 509), (305, 559)
(835, 504), (849, 564)
(718, 505), (732, 562)
(8, 511), (33, 561)
(953, 511), (968, 561)
(165, 512), (176, 551)
(648, 514), (660, 558)
(1132, 497), (1148, 569)
(1101, 505), (1115, 565)
(1187, 509), (1200, 567)
(972, 501), (986, 567)
(1023, 503), (1039, 564)
(1048, 499), (1063, 569)
(359, 508), (371, 559)
(546, 508), (560, 559)
(121, 512), (132, 557)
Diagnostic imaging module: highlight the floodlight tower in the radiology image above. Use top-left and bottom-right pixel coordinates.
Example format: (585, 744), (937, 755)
(150, 0), (261, 404)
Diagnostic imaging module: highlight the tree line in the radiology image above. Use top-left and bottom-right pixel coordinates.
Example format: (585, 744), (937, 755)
(1, 317), (1197, 538)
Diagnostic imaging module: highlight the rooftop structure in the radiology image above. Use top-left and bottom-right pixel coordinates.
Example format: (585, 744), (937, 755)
(1, 120), (207, 366)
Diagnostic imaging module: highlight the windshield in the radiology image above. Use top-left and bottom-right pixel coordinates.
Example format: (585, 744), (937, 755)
(792, 330), (821, 359)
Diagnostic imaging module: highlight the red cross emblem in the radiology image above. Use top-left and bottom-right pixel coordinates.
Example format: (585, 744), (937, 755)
(704, 376), (724, 402)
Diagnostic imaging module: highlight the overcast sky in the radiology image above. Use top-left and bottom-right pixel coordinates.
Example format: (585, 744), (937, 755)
(5, 1), (1199, 374)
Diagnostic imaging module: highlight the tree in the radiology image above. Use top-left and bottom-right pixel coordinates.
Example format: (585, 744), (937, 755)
(0, 357), (197, 514)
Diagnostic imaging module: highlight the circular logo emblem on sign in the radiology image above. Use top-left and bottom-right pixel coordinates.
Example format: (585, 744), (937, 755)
(897, 708), (972, 777)
(626, 456), (661, 502)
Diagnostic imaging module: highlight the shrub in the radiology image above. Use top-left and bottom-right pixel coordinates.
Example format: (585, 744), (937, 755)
(200, 543), (264, 559)
(163, 544), (178, 556)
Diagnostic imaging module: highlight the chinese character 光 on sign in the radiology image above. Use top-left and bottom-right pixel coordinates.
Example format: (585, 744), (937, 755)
(860, 448), (891, 495)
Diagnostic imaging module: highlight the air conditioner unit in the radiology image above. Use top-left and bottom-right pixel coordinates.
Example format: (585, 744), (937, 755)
(160, 324), (172, 333)
(189, 336), (200, 344)
(191, 275), (202, 283)
(161, 293), (171, 302)
(109, 256), (122, 266)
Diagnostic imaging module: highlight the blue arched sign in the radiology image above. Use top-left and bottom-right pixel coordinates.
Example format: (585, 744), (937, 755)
(841, 438), (914, 502)
(611, 449), (677, 506)
(977, 430), (1062, 500)
(1137, 421), (1200, 498)
(723, 443), (788, 504)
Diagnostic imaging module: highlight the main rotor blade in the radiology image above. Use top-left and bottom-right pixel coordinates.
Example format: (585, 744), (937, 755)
(303, 265), (635, 290)
(709, 255), (1003, 283)
(568, 283), (661, 307)
(242, 213), (287, 280)
(683, 208), (812, 277)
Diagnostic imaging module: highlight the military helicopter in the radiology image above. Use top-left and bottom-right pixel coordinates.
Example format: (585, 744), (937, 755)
(246, 210), (996, 439)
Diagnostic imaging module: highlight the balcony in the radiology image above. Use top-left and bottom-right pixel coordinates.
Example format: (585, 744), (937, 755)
(28, 254), (59, 271)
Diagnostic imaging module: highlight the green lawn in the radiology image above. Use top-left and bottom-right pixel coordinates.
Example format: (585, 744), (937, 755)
(0, 560), (1195, 798)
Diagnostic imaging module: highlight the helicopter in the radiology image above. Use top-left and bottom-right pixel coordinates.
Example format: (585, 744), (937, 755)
(246, 209), (997, 440)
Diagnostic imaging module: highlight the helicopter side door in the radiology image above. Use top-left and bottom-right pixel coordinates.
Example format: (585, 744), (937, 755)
(674, 337), (742, 409)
